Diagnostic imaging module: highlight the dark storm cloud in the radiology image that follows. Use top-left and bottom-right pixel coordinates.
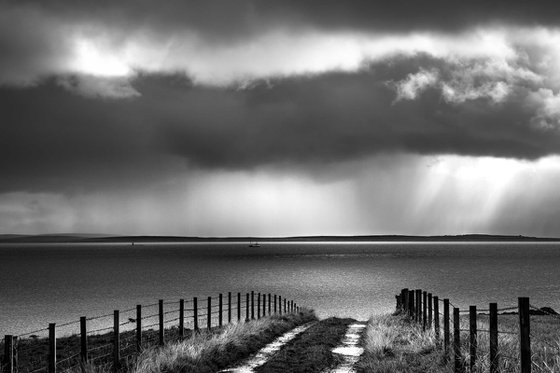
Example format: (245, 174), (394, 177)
(2, 58), (560, 194)
(7, 0), (560, 34)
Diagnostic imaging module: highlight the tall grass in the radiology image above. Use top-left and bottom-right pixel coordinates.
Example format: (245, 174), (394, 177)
(452, 314), (560, 373)
(131, 309), (316, 373)
(357, 312), (451, 373)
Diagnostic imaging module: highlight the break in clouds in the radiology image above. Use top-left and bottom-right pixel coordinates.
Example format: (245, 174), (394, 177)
(2, 0), (560, 235)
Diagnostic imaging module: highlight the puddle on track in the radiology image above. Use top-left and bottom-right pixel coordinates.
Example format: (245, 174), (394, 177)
(325, 323), (367, 373)
(218, 322), (315, 373)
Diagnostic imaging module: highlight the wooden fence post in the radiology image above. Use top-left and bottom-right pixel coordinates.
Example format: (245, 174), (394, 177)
(4, 335), (14, 373)
(246, 293), (250, 321)
(179, 299), (185, 339)
(136, 305), (142, 352)
(257, 293), (261, 319)
(417, 289), (422, 323)
(408, 290), (414, 318)
(207, 296), (212, 330)
(489, 303), (498, 373)
(423, 291), (427, 330)
(428, 293), (432, 329)
(444, 299), (450, 357)
(279, 296), (282, 315)
(251, 291), (255, 320)
(159, 300), (164, 346)
(519, 297), (531, 373)
(49, 324), (57, 373)
(274, 295), (277, 314)
(113, 311), (120, 372)
(228, 292), (232, 324)
(219, 293), (223, 327)
(263, 294), (267, 316)
(268, 293), (271, 315)
(469, 306), (477, 372)
(284, 298), (287, 313)
(80, 316), (88, 364)
(453, 308), (461, 373)
(434, 296), (440, 340)
(193, 297), (199, 331)
(402, 288), (408, 313)
(237, 292), (241, 322)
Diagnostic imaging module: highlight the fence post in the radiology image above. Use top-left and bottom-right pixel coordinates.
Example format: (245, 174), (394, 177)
(113, 311), (120, 372)
(408, 290), (414, 318)
(159, 300), (164, 346)
(268, 293), (271, 315)
(519, 297), (531, 373)
(453, 308), (462, 373)
(489, 303), (498, 373)
(263, 294), (266, 316)
(444, 299), (450, 357)
(49, 324), (57, 373)
(428, 293), (432, 329)
(251, 291), (255, 320)
(284, 298), (287, 313)
(179, 299), (185, 339)
(257, 293), (261, 319)
(246, 293), (250, 321)
(423, 291), (427, 330)
(401, 288), (408, 313)
(219, 293), (223, 327)
(237, 292), (241, 322)
(274, 295), (277, 314)
(136, 305), (142, 352)
(228, 292), (232, 324)
(279, 296), (282, 315)
(434, 296), (440, 340)
(416, 289), (422, 323)
(193, 297), (199, 331)
(469, 306), (477, 372)
(4, 335), (13, 373)
(207, 296), (212, 330)
(80, 316), (88, 365)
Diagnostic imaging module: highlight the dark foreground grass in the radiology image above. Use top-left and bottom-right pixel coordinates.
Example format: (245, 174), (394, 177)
(130, 309), (317, 373)
(255, 317), (355, 373)
(356, 313), (451, 373)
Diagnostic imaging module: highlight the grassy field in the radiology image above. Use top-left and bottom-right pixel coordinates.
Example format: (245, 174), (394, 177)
(129, 309), (317, 373)
(452, 313), (560, 372)
(9, 309), (560, 373)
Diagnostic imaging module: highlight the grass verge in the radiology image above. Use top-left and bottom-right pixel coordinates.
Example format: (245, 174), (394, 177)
(130, 309), (317, 373)
(255, 317), (355, 373)
(356, 312), (451, 373)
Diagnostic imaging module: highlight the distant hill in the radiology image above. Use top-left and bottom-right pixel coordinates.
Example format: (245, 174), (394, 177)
(1, 233), (559, 243)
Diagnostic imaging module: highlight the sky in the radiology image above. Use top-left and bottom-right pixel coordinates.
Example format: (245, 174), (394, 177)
(2, 0), (560, 237)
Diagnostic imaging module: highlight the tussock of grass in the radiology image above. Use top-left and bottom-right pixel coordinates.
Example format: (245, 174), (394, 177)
(357, 313), (450, 373)
(131, 309), (317, 373)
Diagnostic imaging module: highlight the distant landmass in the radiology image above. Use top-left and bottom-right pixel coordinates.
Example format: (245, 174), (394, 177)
(0, 233), (559, 243)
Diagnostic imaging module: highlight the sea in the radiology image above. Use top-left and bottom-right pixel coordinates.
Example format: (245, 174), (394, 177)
(1, 241), (559, 337)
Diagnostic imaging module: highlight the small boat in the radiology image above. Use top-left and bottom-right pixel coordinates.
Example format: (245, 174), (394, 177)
(248, 241), (261, 247)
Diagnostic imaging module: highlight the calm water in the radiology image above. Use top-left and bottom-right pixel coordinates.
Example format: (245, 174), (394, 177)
(1, 242), (559, 336)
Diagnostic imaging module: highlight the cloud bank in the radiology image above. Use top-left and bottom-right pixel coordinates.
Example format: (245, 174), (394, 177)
(2, 1), (560, 236)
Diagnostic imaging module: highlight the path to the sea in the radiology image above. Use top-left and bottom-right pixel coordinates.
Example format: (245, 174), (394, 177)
(218, 322), (316, 373)
(324, 323), (367, 373)
(218, 320), (367, 373)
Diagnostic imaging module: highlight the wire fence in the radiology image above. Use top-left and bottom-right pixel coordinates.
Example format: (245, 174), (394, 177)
(396, 288), (560, 373)
(1, 291), (300, 373)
